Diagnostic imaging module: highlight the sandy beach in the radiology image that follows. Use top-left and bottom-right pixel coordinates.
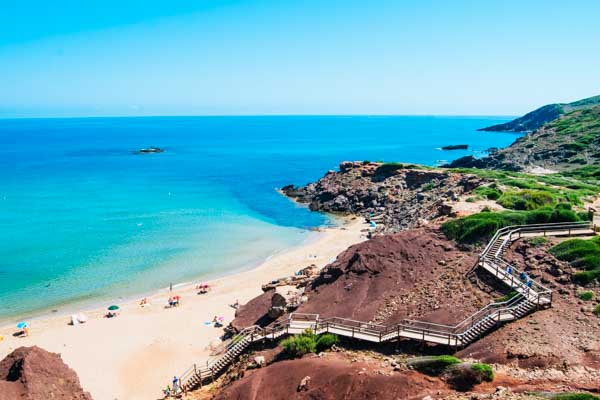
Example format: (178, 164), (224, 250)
(0, 217), (368, 400)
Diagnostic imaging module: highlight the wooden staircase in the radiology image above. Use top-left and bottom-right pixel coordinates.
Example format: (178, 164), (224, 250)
(177, 221), (594, 392)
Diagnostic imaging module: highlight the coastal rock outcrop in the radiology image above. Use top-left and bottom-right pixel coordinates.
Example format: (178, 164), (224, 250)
(0, 346), (92, 400)
(282, 161), (486, 233)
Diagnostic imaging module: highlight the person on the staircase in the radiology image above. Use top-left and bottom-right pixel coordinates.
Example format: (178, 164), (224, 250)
(519, 271), (527, 282)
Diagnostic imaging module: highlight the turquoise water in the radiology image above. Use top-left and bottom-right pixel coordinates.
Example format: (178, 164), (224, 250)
(0, 116), (515, 320)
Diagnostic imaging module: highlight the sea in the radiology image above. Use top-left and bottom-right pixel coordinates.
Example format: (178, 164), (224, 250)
(0, 116), (516, 321)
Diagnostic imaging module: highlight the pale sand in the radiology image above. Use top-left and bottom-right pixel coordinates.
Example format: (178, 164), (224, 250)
(0, 218), (368, 400)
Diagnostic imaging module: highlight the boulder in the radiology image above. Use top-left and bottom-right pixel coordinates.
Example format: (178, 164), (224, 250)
(0, 346), (92, 400)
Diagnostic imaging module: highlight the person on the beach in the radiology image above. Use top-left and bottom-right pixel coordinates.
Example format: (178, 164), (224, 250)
(232, 299), (240, 309)
(172, 376), (180, 395)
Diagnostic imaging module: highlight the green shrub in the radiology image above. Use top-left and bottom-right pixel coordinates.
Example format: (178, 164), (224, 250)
(573, 270), (600, 284)
(470, 363), (494, 381)
(442, 206), (582, 244)
(550, 238), (600, 285)
(408, 355), (461, 375)
(555, 202), (573, 211)
(444, 362), (493, 390)
(474, 186), (502, 200)
(594, 304), (600, 316)
(497, 290), (519, 302)
(498, 190), (555, 210)
(281, 332), (339, 358)
(280, 330), (317, 358)
(552, 393), (600, 400)
(578, 291), (594, 301)
(316, 333), (338, 352)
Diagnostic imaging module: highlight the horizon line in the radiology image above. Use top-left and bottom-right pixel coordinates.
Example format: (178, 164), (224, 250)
(0, 113), (516, 120)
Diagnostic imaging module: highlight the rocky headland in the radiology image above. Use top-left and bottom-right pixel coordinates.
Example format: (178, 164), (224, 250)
(282, 161), (485, 233)
(449, 94), (600, 172)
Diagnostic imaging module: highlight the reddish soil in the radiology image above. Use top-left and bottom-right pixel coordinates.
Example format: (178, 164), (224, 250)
(213, 353), (449, 400)
(231, 291), (275, 332)
(459, 238), (600, 371)
(0, 346), (92, 400)
(294, 227), (492, 326)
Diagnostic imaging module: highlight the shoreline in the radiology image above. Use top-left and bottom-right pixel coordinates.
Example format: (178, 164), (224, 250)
(0, 216), (368, 400)
(0, 215), (340, 327)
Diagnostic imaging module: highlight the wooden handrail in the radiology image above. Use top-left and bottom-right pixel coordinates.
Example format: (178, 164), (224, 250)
(176, 221), (594, 392)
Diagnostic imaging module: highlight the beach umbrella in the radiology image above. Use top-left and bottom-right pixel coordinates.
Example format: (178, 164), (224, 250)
(107, 305), (120, 311)
(16, 322), (28, 329)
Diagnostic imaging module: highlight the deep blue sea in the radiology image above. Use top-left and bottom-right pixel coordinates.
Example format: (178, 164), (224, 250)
(0, 116), (515, 320)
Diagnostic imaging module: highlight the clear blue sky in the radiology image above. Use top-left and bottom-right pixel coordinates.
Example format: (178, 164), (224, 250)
(1, 0), (599, 117)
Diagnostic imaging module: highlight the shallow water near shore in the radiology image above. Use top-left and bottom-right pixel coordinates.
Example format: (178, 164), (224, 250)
(0, 116), (514, 320)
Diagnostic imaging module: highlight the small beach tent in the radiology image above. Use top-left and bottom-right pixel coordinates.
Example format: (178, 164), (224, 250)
(71, 315), (79, 326)
(77, 313), (88, 323)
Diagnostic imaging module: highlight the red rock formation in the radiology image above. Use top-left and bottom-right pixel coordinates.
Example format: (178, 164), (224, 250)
(0, 346), (92, 400)
(295, 227), (491, 326)
(214, 353), (449, 400)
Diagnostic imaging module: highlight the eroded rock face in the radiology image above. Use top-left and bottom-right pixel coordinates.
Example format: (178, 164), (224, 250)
(296, 228), (490, 326)
(0, 346), (92, 400)
(282, 161), (485, 232)
(213, 353), (449, 400)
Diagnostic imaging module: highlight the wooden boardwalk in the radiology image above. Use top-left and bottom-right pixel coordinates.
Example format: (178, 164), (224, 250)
(178, 221), (594, 391)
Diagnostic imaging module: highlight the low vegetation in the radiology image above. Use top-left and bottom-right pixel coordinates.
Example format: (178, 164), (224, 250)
(497, 189), (555, 210)
(552, 393), (600, 400)
(496, 290), (519, 303)
(473, 185), (502, 200)
(407, 355), (461, 376)
(442, 204), (587, 244)
(470, 363), (494, 382)
(578, 291), (594, 301)
(550, 237), (600, 284)
(280, 331), (338, 358)
(449, 167), (600, 205)
(444, 362), (495, 391)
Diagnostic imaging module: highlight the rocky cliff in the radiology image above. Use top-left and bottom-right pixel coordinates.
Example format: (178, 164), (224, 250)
(282, 161), (485, 232)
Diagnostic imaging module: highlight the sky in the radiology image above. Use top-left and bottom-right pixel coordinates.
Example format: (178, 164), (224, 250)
(1, 0), (599, 117)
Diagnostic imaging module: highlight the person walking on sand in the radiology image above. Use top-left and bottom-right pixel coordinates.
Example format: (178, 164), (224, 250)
(169, 282), (173, 292)
(172, 376), (180, 395)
